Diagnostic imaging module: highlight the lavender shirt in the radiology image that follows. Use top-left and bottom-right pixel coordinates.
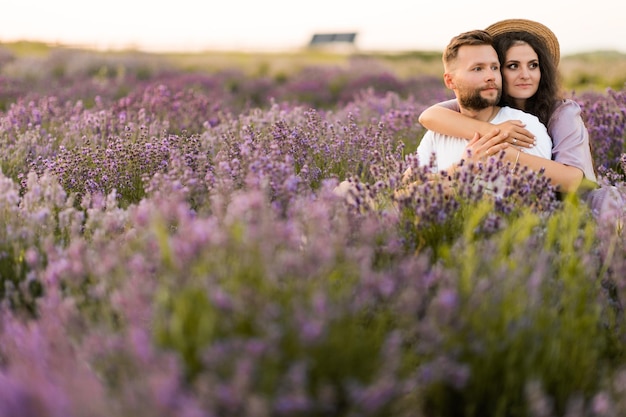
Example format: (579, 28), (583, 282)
(548, 99), (597, 183)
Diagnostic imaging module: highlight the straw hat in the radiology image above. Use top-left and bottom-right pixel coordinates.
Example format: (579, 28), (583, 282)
(485, 19), (560, 67)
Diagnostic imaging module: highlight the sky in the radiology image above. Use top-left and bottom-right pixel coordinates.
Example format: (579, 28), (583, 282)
(1, 0), (625, 55)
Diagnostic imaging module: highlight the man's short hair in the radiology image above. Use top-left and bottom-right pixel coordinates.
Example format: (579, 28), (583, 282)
(443, 30), (494, 67)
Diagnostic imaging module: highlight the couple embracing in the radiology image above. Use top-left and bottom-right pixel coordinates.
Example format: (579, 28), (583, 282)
(416, 18), (622, 225)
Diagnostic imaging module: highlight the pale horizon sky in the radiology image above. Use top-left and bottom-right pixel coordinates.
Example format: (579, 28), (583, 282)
(1, 1), (625, 56)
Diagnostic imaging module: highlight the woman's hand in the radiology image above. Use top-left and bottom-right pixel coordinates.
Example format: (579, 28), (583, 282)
(493, 120), (535, 148)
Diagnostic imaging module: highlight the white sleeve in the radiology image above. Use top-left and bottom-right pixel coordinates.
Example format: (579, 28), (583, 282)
(416, 132), (435, 167)
(520, 115), (553, 160)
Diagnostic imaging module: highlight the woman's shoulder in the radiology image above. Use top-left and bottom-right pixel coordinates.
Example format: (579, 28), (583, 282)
(552, 98), (582, 118)
(548, 99), (583, 129)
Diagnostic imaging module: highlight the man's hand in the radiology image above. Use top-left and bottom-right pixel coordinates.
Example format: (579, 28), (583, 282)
(463, 128), (510, 163)
(493, 120), (535, 148)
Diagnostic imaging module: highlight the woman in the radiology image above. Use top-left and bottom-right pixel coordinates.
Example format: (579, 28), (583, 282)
(418, 19), (597, 194)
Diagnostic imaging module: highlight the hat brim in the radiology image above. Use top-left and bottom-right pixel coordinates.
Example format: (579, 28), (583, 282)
(485, 19), (560, 67)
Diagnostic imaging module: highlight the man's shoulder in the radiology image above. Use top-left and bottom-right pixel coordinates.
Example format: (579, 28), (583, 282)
(498, 105), (538, 119)
(437, 99), (460, 111)
(496, 106), (547, 128)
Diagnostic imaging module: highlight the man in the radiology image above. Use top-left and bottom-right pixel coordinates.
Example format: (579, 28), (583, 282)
(416, 30), (552, 172)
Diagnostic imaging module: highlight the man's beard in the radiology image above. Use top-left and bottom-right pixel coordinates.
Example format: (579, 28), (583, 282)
(457, 87), (501, 111)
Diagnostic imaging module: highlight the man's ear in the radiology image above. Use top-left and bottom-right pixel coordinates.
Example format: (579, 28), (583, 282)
(443, 72), (455, 89)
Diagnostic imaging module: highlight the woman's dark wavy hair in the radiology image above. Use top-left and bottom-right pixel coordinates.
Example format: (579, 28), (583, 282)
(493, 31), (562, 126)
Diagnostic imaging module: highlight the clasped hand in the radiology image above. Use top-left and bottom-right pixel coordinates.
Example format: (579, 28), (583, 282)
(493, 120), (535, 148)
(463, 127), (518, 163)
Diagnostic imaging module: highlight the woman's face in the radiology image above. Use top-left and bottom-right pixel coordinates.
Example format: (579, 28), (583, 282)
(501, 41), (541, 107)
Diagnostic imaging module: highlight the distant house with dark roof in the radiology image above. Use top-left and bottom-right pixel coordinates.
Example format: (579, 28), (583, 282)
(308, 32), (358, 52)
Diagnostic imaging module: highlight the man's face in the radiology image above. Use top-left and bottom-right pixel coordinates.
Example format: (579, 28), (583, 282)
(445, 45), (502, 111)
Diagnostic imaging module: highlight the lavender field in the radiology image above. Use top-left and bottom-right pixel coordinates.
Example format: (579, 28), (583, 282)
(0, 46), (626, 417)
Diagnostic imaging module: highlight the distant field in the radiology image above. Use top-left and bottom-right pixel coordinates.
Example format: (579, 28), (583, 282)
(1, 40), (625, 92)
(167, 49), (626, 92)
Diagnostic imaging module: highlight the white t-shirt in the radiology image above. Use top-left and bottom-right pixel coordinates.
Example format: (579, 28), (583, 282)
(416, 106), (552, 171)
